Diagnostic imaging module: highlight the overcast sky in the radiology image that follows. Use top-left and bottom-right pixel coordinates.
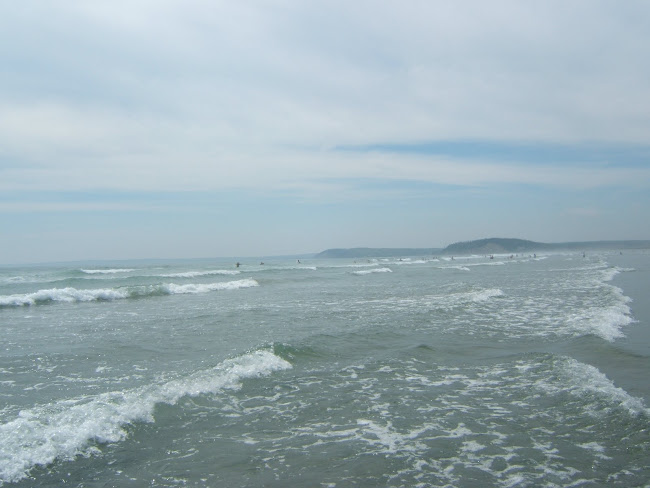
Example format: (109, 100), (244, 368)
(2, 0), (649, 264)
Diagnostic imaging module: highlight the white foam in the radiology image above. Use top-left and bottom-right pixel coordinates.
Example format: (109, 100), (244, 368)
(163, 279), (259, 294)
(439, 266), (470, 272)
(352, 268), (392, 276)
(0, 350), (291, 484)
(355, 419), (419, 453)
(0, 276), (28, 284)
(578, 442), (609, 458)
(159, 270), (241, 278)
(360, 287), (504, 312)
(531, 357), (649, 417)
(257, 265), (317, 271)
(0, 279), (259, 307)
(392, 259), (428, 265)
(558, 359), (649, 416)
(0, 287), (130, 307)
(461, 440), (486, 453)
(600, 267), (621, 282)
(564, 282), (632, 342)
(467, 288), (504, 303)
(332, 263), (378, 268)
(80, 269), (135, 274)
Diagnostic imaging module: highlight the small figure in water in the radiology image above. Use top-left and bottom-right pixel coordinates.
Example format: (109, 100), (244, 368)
(297, 259), (301, 264)
(236, 262), (240, 268)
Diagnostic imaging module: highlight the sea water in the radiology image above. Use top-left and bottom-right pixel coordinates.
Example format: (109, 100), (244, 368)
(0, 251), (648, 487)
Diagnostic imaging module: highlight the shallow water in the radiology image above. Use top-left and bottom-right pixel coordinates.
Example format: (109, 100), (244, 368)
(1, 251), (648, 487)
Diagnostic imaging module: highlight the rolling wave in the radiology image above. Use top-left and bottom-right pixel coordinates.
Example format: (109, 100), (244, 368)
(80, 269), (136, 274)
(0, 349), (292, 484)
(352, 267), (392, 276)
(158, 270), (241, 278)
(0, 279), (259, 307)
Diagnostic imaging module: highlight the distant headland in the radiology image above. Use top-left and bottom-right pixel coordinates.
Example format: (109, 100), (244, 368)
(315, 238), (650, 258)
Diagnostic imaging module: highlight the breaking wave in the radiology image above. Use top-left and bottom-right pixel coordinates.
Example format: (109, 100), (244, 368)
(0, 349), (292, 484)
(158, 270), (241, 278)
(0, 279), (259, 307)
(352, 267), (392, 276)
(80, 269), (136, 274)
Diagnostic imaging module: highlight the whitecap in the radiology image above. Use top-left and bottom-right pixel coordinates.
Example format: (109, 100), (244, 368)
(0, 287), (129, 307)
(438, 266), (471, 272)
(163, 279), (259, 294)
(80, 269), (135, 274)
(540, 357), (649, 417)
(352, 268), (392, 276)
(0, 350), (291, 484)
(0, 279), (259, 307)
(158, 270), (241, 278)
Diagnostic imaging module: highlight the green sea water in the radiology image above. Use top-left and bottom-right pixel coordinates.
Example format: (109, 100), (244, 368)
(1, 251), (648, 487)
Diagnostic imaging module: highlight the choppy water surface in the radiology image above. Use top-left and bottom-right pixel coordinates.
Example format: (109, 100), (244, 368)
(1, 251), (648, 487)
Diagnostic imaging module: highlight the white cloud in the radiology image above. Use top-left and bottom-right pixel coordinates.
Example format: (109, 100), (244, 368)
(1, 0), (649, 196)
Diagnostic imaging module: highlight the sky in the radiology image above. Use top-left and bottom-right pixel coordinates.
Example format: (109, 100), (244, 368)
(1, 0), (650, 264)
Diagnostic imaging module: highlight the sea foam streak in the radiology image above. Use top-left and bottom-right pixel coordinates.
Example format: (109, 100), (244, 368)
(158, 270), (240, 278)
(541, 357), (649, 417)
(0, 350), (292, 484)
(0, 287), (130, 307)
(568, 265), (634, 342)
(352, 267), (392, 275)
(565, 290), (632, 341)
(0, 279), (259, 307)
(80, 269), (135, 274)
(162, 279), (258, 294)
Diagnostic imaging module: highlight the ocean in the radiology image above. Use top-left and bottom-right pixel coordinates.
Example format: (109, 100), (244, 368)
(0, 251), (648, 487)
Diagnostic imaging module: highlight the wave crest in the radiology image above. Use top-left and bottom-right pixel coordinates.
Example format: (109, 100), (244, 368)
(80, 269), (135, 274)
(352, 268), (392, 276)
(0, 279), (259, 307)
(0, 350), (291, 484)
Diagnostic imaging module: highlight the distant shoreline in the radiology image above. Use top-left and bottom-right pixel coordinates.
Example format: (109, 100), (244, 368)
(4, 239), (649, 266)
(315, 238), (650, 258)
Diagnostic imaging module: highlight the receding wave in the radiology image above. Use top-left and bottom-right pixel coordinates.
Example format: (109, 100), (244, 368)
(0, 279), (259, 307)
(0, 349), (292, 484)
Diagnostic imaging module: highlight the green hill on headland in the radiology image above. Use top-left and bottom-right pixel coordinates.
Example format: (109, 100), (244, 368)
(444, 238), (650, 255)
(315, 238), (650, 258)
